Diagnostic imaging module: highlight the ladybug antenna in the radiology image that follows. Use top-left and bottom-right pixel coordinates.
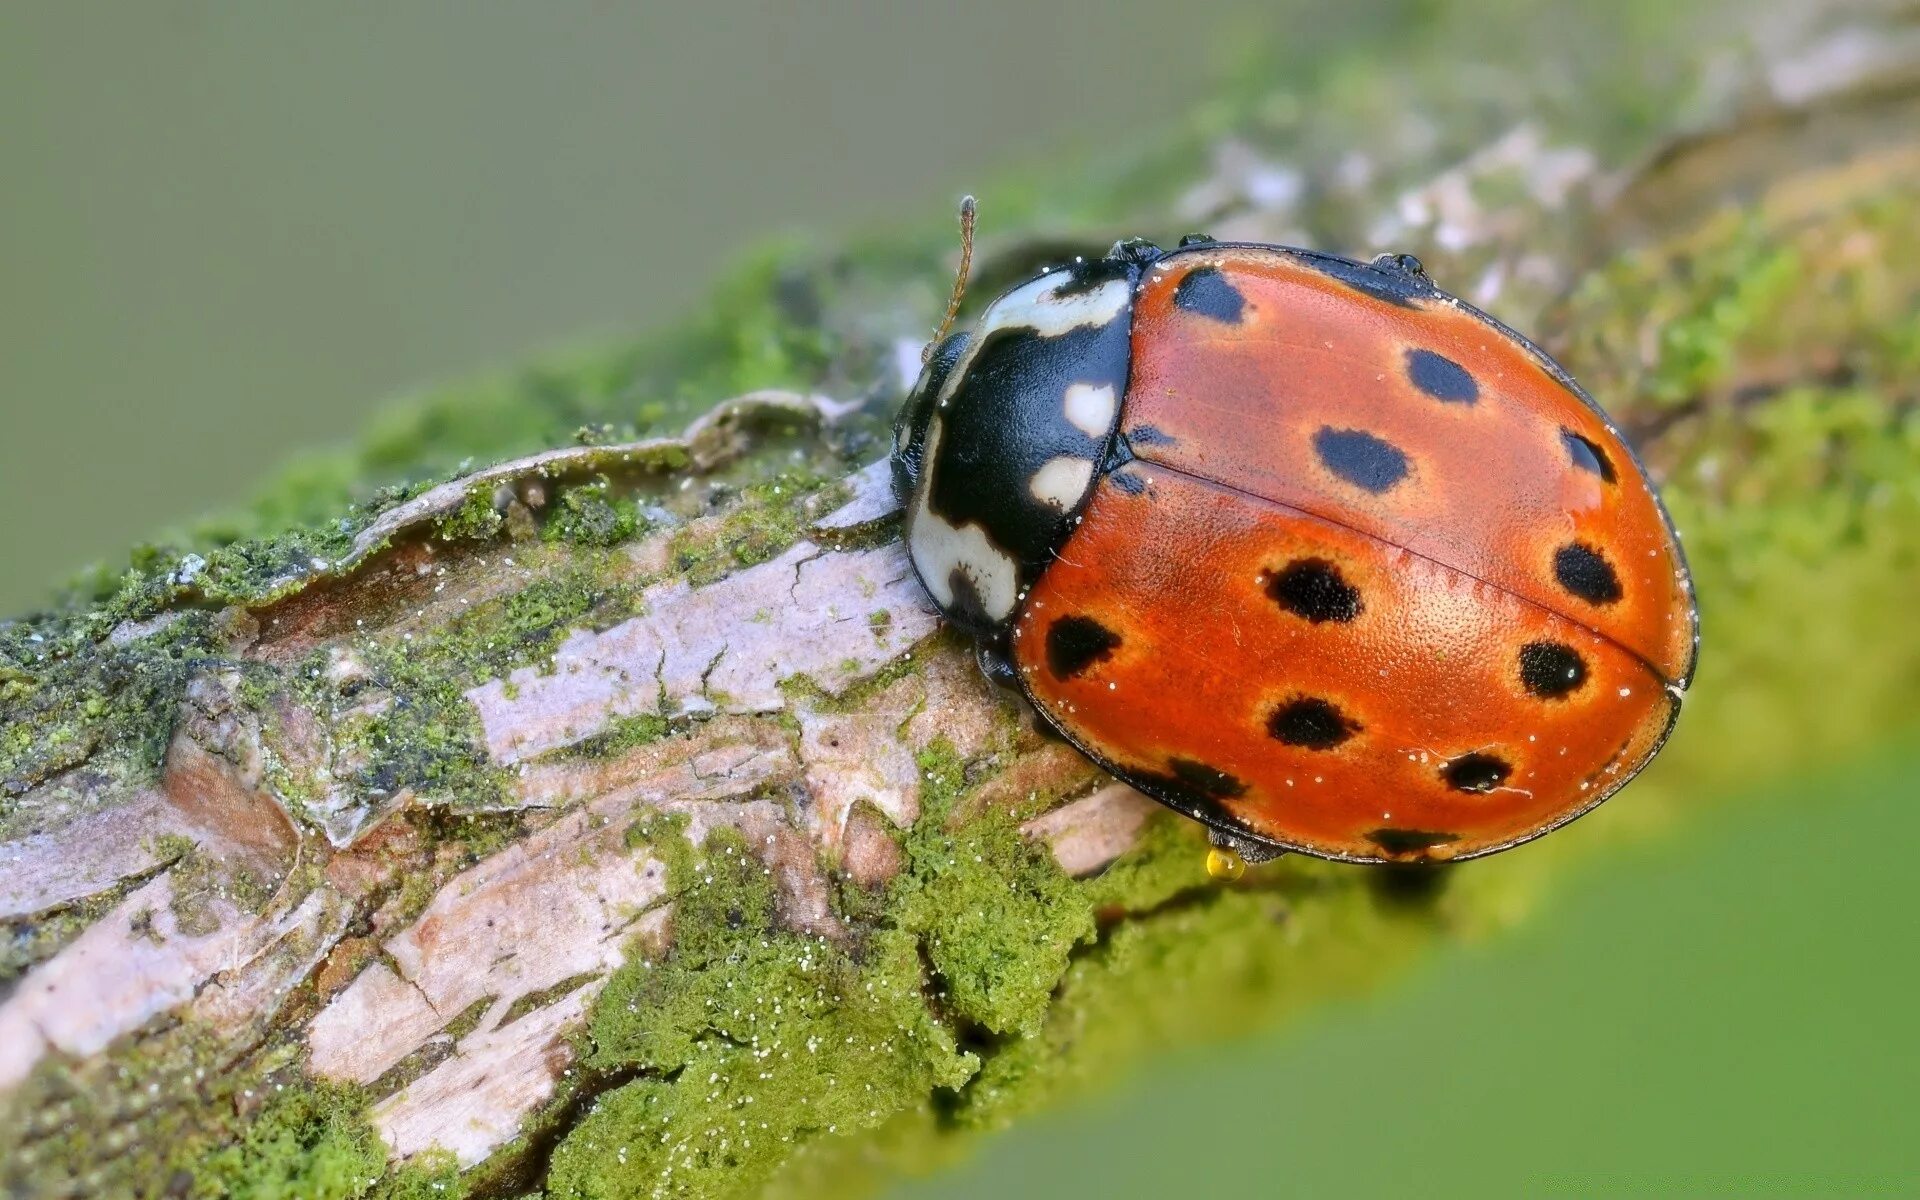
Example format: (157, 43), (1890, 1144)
(923, 194), (977, 364)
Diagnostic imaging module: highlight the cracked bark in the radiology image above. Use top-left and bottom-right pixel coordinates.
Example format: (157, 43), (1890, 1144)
(3, 6), (1919, 1196)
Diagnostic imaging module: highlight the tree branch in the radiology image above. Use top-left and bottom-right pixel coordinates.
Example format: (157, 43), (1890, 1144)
(4, 5), (1920, 1197)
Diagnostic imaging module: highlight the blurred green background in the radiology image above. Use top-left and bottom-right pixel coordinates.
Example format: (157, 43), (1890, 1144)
(5, 3), (1917, 1196)
(899, 744), (1920, 1197)
(0, 0), (1282, 616)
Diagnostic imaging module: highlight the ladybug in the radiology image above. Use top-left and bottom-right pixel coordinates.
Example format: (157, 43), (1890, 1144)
(892, 199), (1697, 871)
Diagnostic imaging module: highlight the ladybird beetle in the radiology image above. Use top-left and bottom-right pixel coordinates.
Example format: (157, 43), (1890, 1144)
(892, 200), (1698, 868)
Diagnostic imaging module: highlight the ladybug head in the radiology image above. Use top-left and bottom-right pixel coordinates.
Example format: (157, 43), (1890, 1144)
(889, 329), (971, 507)
(891, 244), (1140, 637)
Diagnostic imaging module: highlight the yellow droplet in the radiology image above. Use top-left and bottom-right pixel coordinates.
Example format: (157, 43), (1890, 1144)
(1206, 846), (1246, 882)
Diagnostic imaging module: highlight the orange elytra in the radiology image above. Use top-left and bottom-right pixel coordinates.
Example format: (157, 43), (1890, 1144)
(891, 220), (1697, 866)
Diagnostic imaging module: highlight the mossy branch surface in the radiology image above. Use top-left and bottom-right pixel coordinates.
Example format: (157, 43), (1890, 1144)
(5, 4), (1920, 1197)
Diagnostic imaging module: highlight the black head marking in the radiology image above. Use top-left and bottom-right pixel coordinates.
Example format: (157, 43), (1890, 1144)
(1050, 256), (1128, 297)
(945, 567), (994, 629)
(1267, 697), (1360, 750)
(1560, 428), (1617, 483)
(1172, 266), (1246, 324)
(1441, 752), (1512, 794)
(1168, 759), (1247, 800)
(921, 261), (1136, 582)
(1045, 615), (1121, 681)
(1368, 828), (1459, 856)
(1404, 348), (1479, 404)
(1554, 542), (1623, 605)
(1314, 427), (1410, 493)
(1265, 558), (1362, 623)
(1519, 641), (1588, 699)
(891, 331), (971, 504)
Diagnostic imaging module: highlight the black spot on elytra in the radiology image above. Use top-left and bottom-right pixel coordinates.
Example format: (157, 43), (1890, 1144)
(1442, 752), (1512, 794)
(1519, 641), (1588, 699)
(1045, 615), (1121, 680)
(1267, 697), (1359, 750)
(1554, 542), (1623, 605)
(1560, 427), (1617, 483)
(1368, 828), (1460, 855)
(1314, 427), (1409, 493)
(1404, 348), (1479, 404)
(1126, 424), (1177, 447)
(1169, 759), (1247, 800)
(1310, 255), (1425, 309)
(1265, 558), (1362, 623)
(1110, 469), (1148, 496)
(1134, 759), (1259, 838)
(1172, 266), (1246, 323)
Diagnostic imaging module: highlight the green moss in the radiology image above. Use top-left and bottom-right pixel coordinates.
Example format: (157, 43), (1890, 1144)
(0, 866), (167, 989)
(570, 712), (674, 759)
(0, 1017), (392, 1200)
(546, 824), (973, 1200)
(433, 490), (506, 544)
(196, 1082), (385, 1200)
(341, 654), (512, 813)
(6, 13), (1919, 1197)
(0, 608), (217, 812)
(538, 738), (1109, 1198)
(368, 1152), (464, 1200)
(1558, 191), (1920, 430)
(319, 562), (653, 815)
(1077, 810), (1215, 913)
(166, 837), (276, 937)
(890, 742), (1096, 1038)
(950, 857), (1425, 1133)
(497, 973), (598, 1028)
(667, 472), (843, 588)
(370, 995), (498, 1096)
(545, 479), (646, 548)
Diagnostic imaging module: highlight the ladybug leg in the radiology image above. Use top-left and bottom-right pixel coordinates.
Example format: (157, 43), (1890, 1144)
(973, 639), (1019, 690)
(1205, 826), (1286, 880)
(1029, 709), (1069, 743)
(973, 638), (1075, 743)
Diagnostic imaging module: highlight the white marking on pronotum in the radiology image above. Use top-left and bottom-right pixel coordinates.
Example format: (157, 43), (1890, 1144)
(1063, 382), (1117, 438)
(988, 272), (1130, 338)
(1029, 456), (1095, 510)
(906, 415), (1020, 621)
(934, 270), (1132, 412)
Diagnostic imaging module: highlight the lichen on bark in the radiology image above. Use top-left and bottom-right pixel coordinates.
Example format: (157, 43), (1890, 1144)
(5, 3), (1920, 1198)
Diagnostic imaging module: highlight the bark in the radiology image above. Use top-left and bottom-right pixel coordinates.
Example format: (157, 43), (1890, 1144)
(4, 4), (1920, 1198)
